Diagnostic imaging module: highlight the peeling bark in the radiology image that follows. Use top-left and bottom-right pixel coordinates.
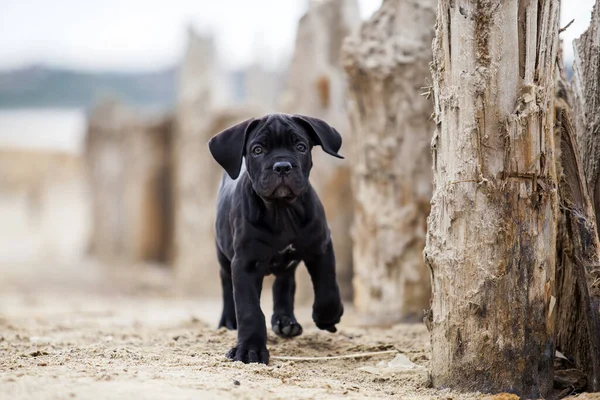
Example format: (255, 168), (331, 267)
(572, 1), (600, 231)
(558, 1), (600, 391)
(342, 0), (435, 324)
(425, 0), (560, 397)
(554, 74), (600, 392)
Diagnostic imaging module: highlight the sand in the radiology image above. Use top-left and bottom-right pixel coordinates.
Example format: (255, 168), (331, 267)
(0, 260), (592, 400)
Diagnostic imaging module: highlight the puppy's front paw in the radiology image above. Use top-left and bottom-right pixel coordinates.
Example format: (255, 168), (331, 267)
(227, 343), (269, 364)
(271, 314), (303, 338)
(313, 298), (344, 333)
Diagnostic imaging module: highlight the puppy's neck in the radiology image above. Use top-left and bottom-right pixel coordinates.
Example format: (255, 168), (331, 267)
(262, 196), (298, 208)
(253, 188), (310, 231)
(261, 193), (306, 216)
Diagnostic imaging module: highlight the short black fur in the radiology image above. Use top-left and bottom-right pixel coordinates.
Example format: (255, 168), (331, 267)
(208, 113), (344, 364)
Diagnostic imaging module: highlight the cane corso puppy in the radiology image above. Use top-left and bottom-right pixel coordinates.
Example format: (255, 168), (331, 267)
(207, 113), (345, 364)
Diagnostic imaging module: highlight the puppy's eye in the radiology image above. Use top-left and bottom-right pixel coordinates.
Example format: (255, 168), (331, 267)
(252, 146), (263, 156)
(296, 143), (307, 153)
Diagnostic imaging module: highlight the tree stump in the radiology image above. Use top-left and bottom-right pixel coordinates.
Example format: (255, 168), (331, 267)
(85, 100), (174, 264)
(425, 1), (560, 397)
(342, 0), (435, 324)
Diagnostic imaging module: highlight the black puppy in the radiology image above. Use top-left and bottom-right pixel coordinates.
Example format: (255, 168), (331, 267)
(207, 113), (344, 364)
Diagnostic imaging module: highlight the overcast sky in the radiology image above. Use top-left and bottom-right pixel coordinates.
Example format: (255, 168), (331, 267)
(0, 0), (595, 72)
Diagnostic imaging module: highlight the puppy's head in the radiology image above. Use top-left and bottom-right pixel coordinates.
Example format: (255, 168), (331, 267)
(208, 113), (343, 201)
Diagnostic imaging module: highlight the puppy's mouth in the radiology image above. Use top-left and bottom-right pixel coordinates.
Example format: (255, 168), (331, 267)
(272, 185), (294, 199)
(266, 178), (302, 201)
(257, 174), (306, 201)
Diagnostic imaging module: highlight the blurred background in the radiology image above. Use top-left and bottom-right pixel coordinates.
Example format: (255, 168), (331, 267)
(0, 0), (594, 303)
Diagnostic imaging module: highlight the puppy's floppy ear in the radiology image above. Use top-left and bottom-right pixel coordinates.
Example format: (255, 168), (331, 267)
(208, 118), (260, 179)
(291, 115), (344, 159)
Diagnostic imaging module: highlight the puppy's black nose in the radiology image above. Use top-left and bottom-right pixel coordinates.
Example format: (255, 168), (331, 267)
(273, 161), (292, 175)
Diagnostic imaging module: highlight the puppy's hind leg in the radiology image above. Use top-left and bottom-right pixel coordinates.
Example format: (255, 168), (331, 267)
(217, 249), (237, 330)
(271, 266), (303, 338)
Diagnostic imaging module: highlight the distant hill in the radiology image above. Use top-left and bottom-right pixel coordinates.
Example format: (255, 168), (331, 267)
(1, 62), (570, 111)
(0, 65), (177, 111)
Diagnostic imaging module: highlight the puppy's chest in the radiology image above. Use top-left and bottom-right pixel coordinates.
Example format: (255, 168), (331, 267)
(261, 243), (301, 275)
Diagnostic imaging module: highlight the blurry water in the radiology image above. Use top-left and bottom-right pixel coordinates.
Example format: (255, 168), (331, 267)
(0, 109), (86, 154)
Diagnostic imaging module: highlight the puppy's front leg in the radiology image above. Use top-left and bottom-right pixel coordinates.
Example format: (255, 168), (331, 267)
(227, 258), (269, 364)
(271, 269), (303, 338)
(304, 240), (344, 332)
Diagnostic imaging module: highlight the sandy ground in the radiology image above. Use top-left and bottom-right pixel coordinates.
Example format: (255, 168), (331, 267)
(0, 260), (596, 400)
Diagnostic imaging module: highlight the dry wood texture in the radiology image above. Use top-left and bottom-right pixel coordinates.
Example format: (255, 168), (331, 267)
(425, 0), (560, 397)
(554, 74), (600, 393)
(343, 0), (435, 324)
(573, 1), (600, 231)
(560, 1), (600, 391)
